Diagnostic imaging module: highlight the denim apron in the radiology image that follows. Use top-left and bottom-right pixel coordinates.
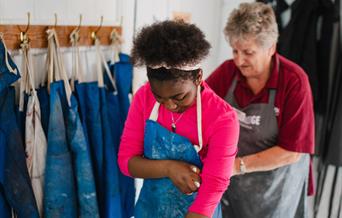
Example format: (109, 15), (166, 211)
(44, 81), (77, 218)
(44, 29), (99, 218)
(0, 87), (40, 218)
(97, 39), (123, 218)
(72, 38), (122, 217)
(135, 85), (222, 218)
(108, 53), (135, 218)
(221, 77), (310, 218)
(109, 53), (133, 120)
(44, 29), (76, 218)
(0, 35), (39, 218)
(69, 30), (100, 218)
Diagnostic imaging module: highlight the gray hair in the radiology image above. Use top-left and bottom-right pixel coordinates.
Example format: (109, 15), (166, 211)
(224, 2), (279, 49)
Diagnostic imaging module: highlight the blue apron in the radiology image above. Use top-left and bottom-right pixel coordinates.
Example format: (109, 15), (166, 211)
(68, 32), (100, 218)
(67, 93), (100, 218)
(100, 87), (123, 218)
(0, 37), (20, 93)
(108, 54), (135, 218)
(73, 39), (123, 217)
(108, 53), (133, 120)
(0, 36), (39, 218)
(45, 27), (99, 217)
(36, 86), (50, 136)
(0, 87), (40, 218)
(44, 81), (77, 218)
(135, 85), (222, 218)
(75, 82), (106, 215)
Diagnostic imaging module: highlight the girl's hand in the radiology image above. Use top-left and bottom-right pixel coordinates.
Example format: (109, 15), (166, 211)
(166, 160), (201, 194)
(185, 212), (208, 218)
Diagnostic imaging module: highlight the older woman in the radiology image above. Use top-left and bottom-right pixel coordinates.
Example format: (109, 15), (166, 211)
(207, 2), (315, 218)
(118, 21), (239, 218)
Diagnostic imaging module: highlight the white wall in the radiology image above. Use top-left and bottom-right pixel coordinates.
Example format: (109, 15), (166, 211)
(0, 0), (121, 26)
(217, 0), (254, 64)
(127, 0), (223, 92)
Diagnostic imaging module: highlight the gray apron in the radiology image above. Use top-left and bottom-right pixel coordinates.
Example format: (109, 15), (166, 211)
(222, 77), (310, 218)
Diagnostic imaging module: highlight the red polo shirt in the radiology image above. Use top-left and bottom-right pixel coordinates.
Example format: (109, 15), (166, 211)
(206, 53), (315, 194)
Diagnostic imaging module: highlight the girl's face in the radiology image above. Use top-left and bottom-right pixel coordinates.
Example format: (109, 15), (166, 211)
(149, 74), (201, 113)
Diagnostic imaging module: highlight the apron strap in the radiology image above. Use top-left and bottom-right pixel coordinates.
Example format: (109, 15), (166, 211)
(149, 101), (160, 121)
(95, 38), (118, 93)
(148, 84), (203, 152)
(110, 29), (122, 64)
(194, 84), (203, 152)
(70, 28), (85, 90)
(0, 33), (18, 75)
(227, 76), (238, 97)
(46, 29), (72, 107)
(19, 40), (38, 111)
(268, 89), (276, 106)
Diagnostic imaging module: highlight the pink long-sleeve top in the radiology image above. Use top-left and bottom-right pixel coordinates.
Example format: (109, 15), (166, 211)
(118, 81), (239, 217)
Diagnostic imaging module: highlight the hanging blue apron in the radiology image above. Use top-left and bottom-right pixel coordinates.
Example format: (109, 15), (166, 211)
(99, 87), (123, 218)
(44, 81), (77, 218)
(96, 40), (123, 218)
(36, 86), (50, 135)
(66, 93), (99, 218)
(44, 28), (99, 218)
(108, 53), (135, 218)
(135, 85), (222, 218)
(68, 30), (100, 218)
(0, 36), (20, 92)
(0, 35), (39, 218)
(75, 81), (106, 215)
(0, 87), (40, 218)
(221, 77), (310, 218)
(108, 53), (133, 121)
(74, 38), (123, 217)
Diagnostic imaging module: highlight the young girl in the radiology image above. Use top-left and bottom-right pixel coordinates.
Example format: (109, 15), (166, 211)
(118, 20), (239, 218)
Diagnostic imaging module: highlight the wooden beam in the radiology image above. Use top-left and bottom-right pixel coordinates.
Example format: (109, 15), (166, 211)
(0, 25), (122, 50)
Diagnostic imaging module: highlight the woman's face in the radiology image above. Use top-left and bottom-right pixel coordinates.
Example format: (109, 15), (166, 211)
(149, 77), (200, 113)
(231, 37), (275, 79)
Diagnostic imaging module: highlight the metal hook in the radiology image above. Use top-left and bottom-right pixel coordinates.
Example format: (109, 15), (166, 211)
(17, 12), (31, 43)
(76, 14), (83, 31)
(54, 13), (58, 28)
(91, 16), (103, 40)
(70, 14), (82, 43)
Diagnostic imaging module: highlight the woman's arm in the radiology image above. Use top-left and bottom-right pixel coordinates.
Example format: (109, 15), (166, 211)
(233, 145), (302, 175)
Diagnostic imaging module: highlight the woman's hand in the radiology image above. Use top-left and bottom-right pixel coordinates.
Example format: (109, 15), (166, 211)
(166, 160), (201, 194)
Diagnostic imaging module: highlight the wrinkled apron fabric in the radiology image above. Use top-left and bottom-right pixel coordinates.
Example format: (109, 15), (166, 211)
(222, 77), (309, 218)
(107, 53), (135, 218)
(0, 36), (39, 218)
(135, 85), (222, 218)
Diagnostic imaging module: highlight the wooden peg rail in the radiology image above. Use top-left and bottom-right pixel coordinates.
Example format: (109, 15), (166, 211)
(0, 25), (122, 50)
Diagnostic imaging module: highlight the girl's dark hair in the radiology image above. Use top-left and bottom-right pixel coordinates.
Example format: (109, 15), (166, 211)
(146, 67), (200, 82)
(131, 20), (211, 81)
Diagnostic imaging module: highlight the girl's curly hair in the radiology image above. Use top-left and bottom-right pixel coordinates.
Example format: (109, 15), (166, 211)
(131, 20), (211, 81)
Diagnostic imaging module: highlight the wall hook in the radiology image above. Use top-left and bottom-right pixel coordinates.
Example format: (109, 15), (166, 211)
(17, 12), (31, 43)
(54, 13), (58, 28)
(76, 14), (83, 31)
(91, 15), (103, 40)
